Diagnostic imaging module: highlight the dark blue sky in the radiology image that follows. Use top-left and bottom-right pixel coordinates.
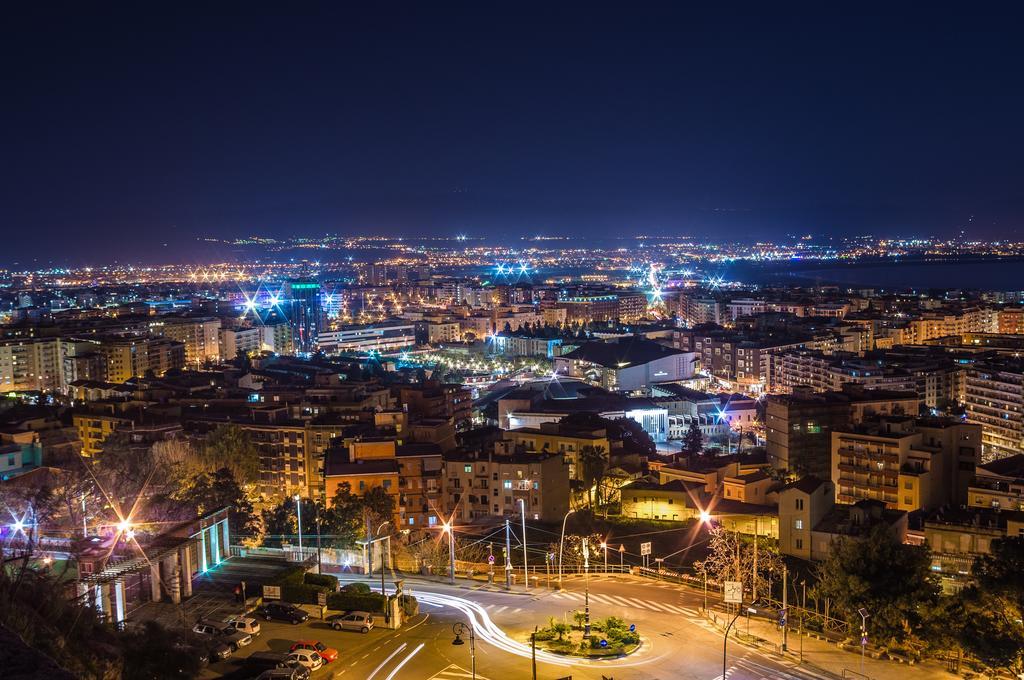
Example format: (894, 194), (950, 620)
(3, 3), (1023, 266)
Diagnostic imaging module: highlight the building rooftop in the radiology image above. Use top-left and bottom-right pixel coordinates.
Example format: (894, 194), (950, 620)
(559, 337), (684, 369)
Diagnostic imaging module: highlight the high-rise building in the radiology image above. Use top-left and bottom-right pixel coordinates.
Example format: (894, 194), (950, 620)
(285, 280), (322, 353)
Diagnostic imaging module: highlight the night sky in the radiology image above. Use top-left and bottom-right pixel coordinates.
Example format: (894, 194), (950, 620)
(3, 4), (1024, 266)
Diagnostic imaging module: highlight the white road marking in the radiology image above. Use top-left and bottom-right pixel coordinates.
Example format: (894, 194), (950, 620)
(384, 642), (424, 680)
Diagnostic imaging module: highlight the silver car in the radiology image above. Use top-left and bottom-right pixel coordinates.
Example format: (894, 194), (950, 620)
(331, 610), (374, 633)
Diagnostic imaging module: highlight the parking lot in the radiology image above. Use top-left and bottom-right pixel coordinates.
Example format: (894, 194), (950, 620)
(200, 610), (422, 679)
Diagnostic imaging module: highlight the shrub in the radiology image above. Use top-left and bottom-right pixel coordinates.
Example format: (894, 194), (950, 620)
(533, 629), (556, 642)
(304, 573), (339, 590)
(340, 582), (372, 594)
(326, 592), (386, 613)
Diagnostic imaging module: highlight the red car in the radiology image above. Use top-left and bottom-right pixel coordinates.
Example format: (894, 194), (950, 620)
(290, 640), (338, 664)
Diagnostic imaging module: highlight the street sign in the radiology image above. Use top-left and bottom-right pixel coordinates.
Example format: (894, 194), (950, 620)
(861, 635), (868, 647)
(487, 555), (495, 565)
(317, 591), (327, 607)
(629, 623), (636, 632)
(723, 580), (742, 603)
(263, 585), (281, 600)
(599, 639), (608, 648)
(640, 541), (652, 556)
(778, 608), (787, 627)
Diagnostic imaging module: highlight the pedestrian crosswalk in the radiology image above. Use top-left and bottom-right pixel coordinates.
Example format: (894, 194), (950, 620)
(544, 590), (701, 617)
(428, 664), (488, 679)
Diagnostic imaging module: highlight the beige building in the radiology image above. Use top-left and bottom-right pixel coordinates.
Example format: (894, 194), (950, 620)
(151, 317), (221, 366)
(831, 416), (981, 512)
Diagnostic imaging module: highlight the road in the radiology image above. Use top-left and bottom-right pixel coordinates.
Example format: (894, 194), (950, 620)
(204, 574), (837, 680)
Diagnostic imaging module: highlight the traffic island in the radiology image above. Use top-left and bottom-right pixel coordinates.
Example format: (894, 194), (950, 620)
(530, 616), (642, 658)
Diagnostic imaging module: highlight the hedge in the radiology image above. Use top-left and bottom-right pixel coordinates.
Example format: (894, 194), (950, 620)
(326, 592), (387, 613)
(304, 573), (339, 590)
(269, 567), (333, 605)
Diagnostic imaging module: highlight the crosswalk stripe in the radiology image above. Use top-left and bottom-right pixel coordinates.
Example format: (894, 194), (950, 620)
(604, 594), (637, 608)
(643, 600), (679, 613)
(494, 606), (507, 613)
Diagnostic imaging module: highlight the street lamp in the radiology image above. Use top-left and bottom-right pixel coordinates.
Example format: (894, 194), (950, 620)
(451, 621), (476, 679)
(858, 607), (870, 674)
(556, 508), (577, 588)
(600, 542), (607, 573)
(293, 495), (303, 560)
(442, 522), (455, 585)
(372, 521), (392, 623)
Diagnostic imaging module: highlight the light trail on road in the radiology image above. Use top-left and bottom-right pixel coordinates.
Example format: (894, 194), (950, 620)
(367, 642), (408, 680)
(385, 642), (425, 680)
(414, 590), (670, 672)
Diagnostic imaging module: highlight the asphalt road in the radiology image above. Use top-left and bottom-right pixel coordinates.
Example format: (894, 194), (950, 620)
(202, 575), (836, 680)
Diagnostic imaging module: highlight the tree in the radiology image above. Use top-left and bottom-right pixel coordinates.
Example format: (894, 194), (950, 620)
(362, 486), (395, 533)
(579, 446), (608, 510)
(178, 468), (263, 546)
(683, 422), (703, 458)
(121, 620), (202, 680)
(611, 417), (656, 457)
(973, 535), (1024, 610)
(813, 525), (938, 648)
(321, 482), (365, 547)
(203, 424), (258, 485)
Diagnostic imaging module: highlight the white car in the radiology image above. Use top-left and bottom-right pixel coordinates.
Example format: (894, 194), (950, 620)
(287, 650), (323, 671)
(227, 615), (262, 636)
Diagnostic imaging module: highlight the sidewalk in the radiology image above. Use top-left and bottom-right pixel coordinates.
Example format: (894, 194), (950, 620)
(704, 607), (958, 680)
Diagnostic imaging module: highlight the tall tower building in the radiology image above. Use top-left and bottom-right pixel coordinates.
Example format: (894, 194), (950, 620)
(285, 280), (323, 353)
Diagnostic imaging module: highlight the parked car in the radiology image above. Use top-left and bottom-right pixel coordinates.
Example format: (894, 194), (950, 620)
(191, 619), (252, 651)
(330, 611), (374, 633)
(244, 652), (310, 679)
(290, 639), (338, 664)
(286, 649), (323, 671)
(226, 614), (261, 636)
(256, 601), (309, 624)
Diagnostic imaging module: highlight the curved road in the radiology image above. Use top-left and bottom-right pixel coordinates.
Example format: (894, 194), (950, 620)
(342, 575), (828, 680)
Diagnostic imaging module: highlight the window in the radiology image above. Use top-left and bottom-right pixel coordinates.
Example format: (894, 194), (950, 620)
(904, 496), (912, 505)
(794, 519), (803, 530)
(408, 517), (415, 525)
(383, 479), (392, 489)
(904, 481), (913, 490)
(359, 481), (366, 491)
(795, 538), (803, 550)
(795, 498), (804, 511)
(533, 481), (539, 490)
(503, 480), (512, 489)
(464, 465), (472, 473)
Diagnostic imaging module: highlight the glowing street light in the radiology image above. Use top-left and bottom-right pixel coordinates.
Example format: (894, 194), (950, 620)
(442, 522), (456, 584)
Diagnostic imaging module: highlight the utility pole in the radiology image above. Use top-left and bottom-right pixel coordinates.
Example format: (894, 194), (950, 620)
(752, 529), (758, 602)
(504, 519), (512, 590)
(582, 536), (591, 639)
(294, 495), (303, 560)
(518, 499), (528, 588)
(531, 626), (537, 680)
(782, 564), (789, 652)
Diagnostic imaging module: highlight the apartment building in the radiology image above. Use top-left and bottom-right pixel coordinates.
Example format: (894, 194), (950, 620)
(831, 416), (981, 512)
(441, 448), (570, 523)
(777, 477), (835, 561)
(395, 382), (472, 430)
(966, 453), (1024, 511)
(965, 360), (1024, 460)
(0, 338), (62, 393)
(151, 317), (221, 366)
(219, 326), (263, 359)
(766, 385), (919, 478)
(317, 320), (416, 354)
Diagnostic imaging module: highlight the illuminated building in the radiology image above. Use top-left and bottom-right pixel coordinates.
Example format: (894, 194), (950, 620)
(965, 360), (1024, 459)
(284, 279), (323, 353)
